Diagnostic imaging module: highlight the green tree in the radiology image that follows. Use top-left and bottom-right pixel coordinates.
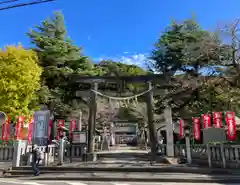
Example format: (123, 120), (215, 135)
(98, 60), (149, 91)
(99, 60), (148, 76)
(151, 19), (220, 77)
(215, 19), (240, 115)
(150, 18), (224, 117)
(27, 11), (95, 118)
(0, 45), (42, 118)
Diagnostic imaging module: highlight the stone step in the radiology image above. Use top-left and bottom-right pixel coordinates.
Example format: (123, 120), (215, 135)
(6, 166), (240, 177)
(12, 173), (240, 183)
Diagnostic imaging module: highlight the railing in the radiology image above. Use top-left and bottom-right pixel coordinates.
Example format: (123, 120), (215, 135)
(0, 145), (14, 161)
(17, 144), (57, 166)
(65, 144), (86, 159)
(207, 144), (240, 168)
(169, 143), (240, 168)
(0, 142), (240, 168)
(0, 143), (96, 165)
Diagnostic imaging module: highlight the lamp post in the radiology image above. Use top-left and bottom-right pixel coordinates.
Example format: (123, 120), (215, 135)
(184, 124), (192, 164)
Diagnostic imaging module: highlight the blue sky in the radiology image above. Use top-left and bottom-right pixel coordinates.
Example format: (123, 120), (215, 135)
(1, 0), (240, 67)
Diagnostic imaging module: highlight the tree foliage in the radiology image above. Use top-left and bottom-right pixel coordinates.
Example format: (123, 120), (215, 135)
(26, 11), (150, 120)
(27, 11), (97, 119)
(0, 45), (42, 118)
(150, 18), (231, 118)
(99, 60), (147, 76)
(98, 60), (148, 91)
(2, 11), (238, 126)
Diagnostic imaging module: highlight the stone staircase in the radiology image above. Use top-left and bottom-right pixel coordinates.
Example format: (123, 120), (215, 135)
(97, 146), (148, 160)
(95, 146), (171, 164)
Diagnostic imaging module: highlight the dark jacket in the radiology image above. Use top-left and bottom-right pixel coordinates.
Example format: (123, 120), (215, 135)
(32, 149), (38, 163)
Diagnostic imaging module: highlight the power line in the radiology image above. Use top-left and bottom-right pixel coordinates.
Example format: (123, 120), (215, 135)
(0, 0), (55, 11)
(0, 0), (19, 5)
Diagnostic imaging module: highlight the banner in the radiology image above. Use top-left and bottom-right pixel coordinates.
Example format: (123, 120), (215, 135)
(48, 120), (53, 140)
(56, 120), (65, 140)
(225, 111), (237, 141)
(193, 117), (201, 140)
(28, 117), (34, 144)
(69, 119), (77, 139)
(4, 116), (11, 144)
(16, 116), (24, 140)
(213, 112), (223, 128)
(202, 114), (211, 129)
(179, 119), (184, 138)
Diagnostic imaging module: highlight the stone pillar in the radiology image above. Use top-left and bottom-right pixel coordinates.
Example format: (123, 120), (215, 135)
(12, 140), (23, 167)
(110, 123), (115, 146)
(58, 138), (65, 165)
(78, 111), (82, 131)
(220, 143), (226, 168)
(164, 107), (174, 157)
(42, 152), (49, 166)
(87, 82), (98, 161)
(146, 81), (157, 161)
(185, 135), (192, 164)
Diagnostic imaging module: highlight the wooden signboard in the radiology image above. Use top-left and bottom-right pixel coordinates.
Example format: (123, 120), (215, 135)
(72, 131), (86, 144)
(203, 128), (226, 144)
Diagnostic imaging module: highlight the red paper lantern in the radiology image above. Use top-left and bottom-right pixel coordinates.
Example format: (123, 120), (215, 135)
(179, 119), (184, 138)
(225, 112), (237, 141)
(202, 114), (211, 129)
(5, 116), (11, 144)
(56, 120), (65, 140)
(48, 120), (53, 140)
(28, 117), (34, 144)
(192, 117), (201, 140)
(16, 116), (25, 140)
(213, 112), (223, 128)
(69, 119), (77, 139)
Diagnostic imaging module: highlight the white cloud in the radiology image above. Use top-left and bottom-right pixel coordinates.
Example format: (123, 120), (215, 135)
(96, 52), (150, 69)
(119, 54), (147, 67)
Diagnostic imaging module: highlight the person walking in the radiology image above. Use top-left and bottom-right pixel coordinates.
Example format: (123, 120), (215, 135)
(31, 145), (41, 176)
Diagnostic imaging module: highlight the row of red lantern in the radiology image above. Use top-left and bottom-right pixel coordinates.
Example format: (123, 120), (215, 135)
(1, 116), (78, 144)
(1, 116), (11, 143)
(0, 115), (28, 143)
(28, 119), (78, 142)
(179, 111), (237, 141)
(56, 120), (78, 140)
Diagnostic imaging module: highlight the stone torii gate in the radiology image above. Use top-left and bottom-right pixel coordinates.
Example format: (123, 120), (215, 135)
(71, 74), (174, 161)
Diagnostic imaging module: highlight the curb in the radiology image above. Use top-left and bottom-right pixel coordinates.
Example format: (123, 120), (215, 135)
(19, 176), (240, 183)
(9, 166), (240, 175)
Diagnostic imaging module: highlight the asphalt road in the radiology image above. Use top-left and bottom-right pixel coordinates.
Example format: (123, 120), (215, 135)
(0, 179), (236, 185)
